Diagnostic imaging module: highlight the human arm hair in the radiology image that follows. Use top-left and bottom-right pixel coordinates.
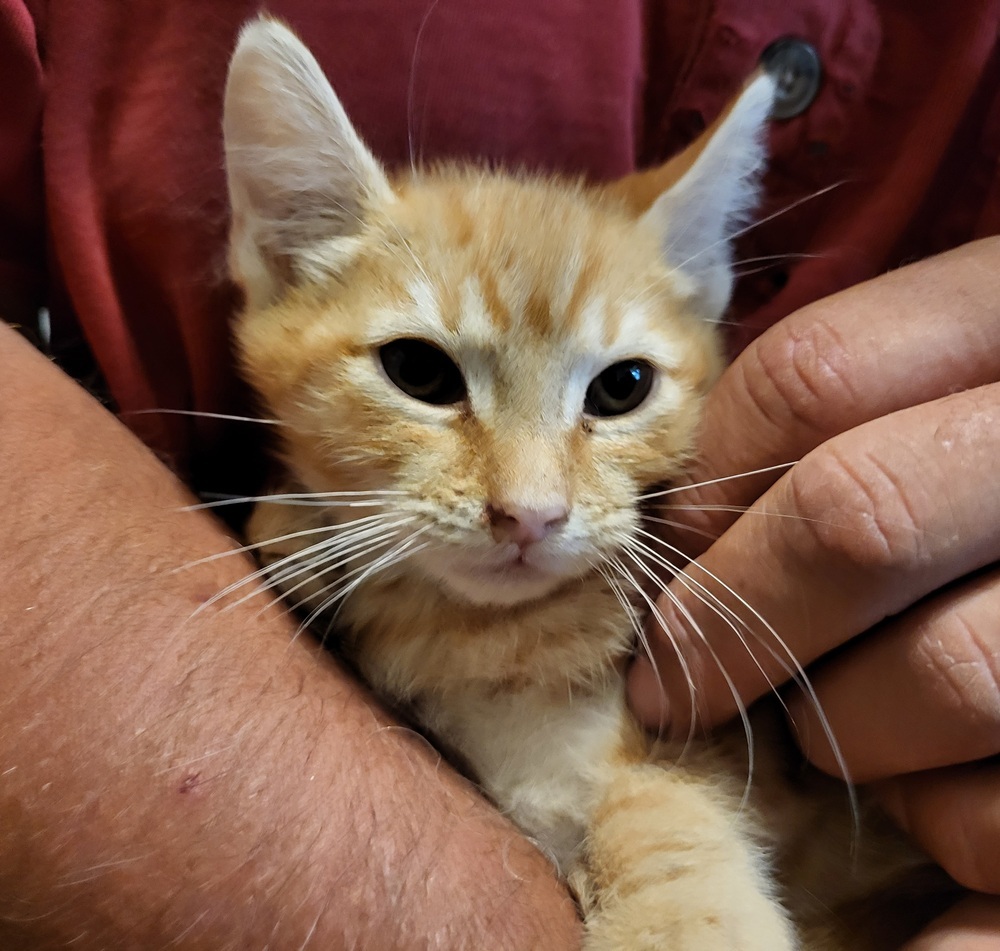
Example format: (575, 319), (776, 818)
(0, 323), (580, 949)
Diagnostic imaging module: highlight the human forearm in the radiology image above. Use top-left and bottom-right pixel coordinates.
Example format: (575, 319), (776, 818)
(0, 324), (579, 949)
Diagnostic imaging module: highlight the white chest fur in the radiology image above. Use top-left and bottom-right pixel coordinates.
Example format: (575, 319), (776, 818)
(416, 680), (628, 874)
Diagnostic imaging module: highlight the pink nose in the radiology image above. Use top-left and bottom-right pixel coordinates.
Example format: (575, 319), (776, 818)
(486, 503), (569, 547)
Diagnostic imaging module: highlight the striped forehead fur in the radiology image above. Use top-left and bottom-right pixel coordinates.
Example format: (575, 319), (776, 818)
(388, 168), (676, 338)
(273, 166), (710, 434)
(238, 161), (724, 448)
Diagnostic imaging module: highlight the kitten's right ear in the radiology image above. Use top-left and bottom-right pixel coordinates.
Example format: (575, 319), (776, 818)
(605, 74), (775, 322)
(224, 17), (393, 309)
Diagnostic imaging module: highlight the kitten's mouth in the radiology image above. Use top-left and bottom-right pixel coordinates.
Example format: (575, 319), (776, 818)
(470, 553), (546, 579)
(437, 547), (570, 602)
(418, 542), (583, 607)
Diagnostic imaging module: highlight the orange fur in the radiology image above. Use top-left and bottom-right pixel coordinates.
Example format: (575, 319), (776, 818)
(225, 18), (951, 950)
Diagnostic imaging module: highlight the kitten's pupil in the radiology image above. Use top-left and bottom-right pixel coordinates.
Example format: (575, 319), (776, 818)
(379, 339), (467, 405)
(585, 360), (655, 417)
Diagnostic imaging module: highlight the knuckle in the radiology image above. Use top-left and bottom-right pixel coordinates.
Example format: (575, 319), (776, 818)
(918, 610), (1000, 747)
(784, 444), (928, 574)
(743, 312), (860, 442)
(932, 385), (1000, 453)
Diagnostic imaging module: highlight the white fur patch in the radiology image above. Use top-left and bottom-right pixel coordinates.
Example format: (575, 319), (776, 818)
(642, 73), (776, 322)
(420, 681), (628, 873)
(367, 279), (445, 342)
(224, 18), (394, 308)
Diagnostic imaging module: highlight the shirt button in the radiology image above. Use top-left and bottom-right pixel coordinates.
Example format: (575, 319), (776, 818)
(759, 37), (823, 119)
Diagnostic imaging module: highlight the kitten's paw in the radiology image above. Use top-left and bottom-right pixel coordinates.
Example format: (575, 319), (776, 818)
(581, 764), (800, 950)
(583, 901), (798, 951)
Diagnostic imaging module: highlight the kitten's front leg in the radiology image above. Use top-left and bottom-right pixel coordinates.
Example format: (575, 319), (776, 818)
(578, 762), (797, 951)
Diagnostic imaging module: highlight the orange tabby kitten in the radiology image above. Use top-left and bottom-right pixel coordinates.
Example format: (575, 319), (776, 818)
(223, 18), (949, 950)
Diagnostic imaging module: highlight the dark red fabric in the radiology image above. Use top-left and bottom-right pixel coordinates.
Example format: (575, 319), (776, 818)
(0, 0), (44, 329)
(3, 0), (1000, 484)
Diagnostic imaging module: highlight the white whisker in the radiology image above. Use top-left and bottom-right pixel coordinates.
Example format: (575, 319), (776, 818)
(127, 408), (286, 426)
(647, 578), (756, 814)
(735, 251), (825, 268)
(659, 502), (942, 542)
(191, 535), (344, 617)
(634, 528), (859, 829)
(638, 462), (797, 501)
(597, 559), (675, 736)
(191, 513), (407, 616)
(329, 533), (431, 625)
(662, 502), (834, 525)
(295, 529), (431, 643)
(176, 521), (367, 572)
(187, 489), (407, 511)
(218, 536), (404, 628)
(640, 513), (720, 543)
(629, 530), (790, 700)
(291, 529), (422, 622)
(406, 0), (444, 171)
(239, 514), (417, 603)
(257, 518), (419, 615)
(618, 548), (736, 748)
(671, 181), (847, 275)
(260, 534), (408, 628)
(618, 543), (755, 807)
(595, 562), (645, 663)
(605, 553), (698, 746)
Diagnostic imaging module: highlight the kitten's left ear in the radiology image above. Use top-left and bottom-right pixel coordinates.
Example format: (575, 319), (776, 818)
(610, 74), (776, 321)
(224, 17), (393, 309)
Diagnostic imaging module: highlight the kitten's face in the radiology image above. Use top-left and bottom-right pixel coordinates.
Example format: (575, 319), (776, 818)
(224, 18), (773, 608)
(238, 172), (722, 606)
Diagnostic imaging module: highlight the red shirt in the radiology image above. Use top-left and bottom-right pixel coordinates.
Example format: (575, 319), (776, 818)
(3, 0), (1000, 484)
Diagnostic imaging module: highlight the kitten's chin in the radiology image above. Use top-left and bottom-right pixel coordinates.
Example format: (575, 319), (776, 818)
(440, 569), (568, 608)
(417, 556), (575, 608)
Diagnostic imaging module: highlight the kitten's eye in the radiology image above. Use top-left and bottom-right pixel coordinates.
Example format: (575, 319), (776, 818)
(379, 339), (467, 405)
(584, 360), (655, 417)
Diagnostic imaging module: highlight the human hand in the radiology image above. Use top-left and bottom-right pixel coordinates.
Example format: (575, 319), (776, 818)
(627, 238), (1000, 944)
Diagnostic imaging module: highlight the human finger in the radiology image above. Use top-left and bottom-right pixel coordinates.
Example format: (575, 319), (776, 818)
(629, 382), (1000, 734)
(787, 565), (1000, 781)
(655, 238), (1000, 558)
(901, 894), (1000, 951)
(879, 762), (1000, 896)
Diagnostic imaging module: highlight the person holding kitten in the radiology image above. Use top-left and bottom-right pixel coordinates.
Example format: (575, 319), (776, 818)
(1, 1), (998, 948)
